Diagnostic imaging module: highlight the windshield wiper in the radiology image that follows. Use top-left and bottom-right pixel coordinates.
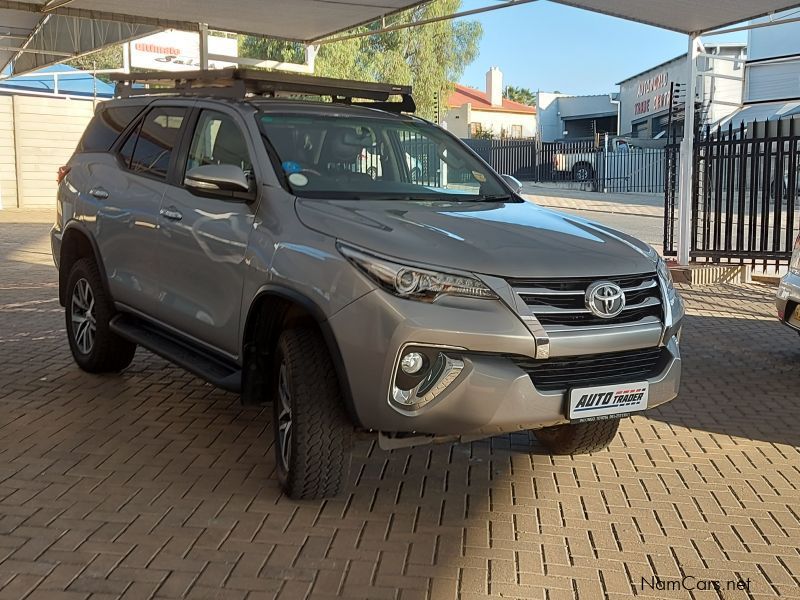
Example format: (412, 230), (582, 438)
(478, 194), (513, 201)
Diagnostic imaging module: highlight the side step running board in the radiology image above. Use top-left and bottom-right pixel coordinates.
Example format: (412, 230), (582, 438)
(110, 314), (242, 392)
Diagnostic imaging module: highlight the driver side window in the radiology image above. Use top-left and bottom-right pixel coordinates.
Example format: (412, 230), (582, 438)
(186, 110), (253, 177)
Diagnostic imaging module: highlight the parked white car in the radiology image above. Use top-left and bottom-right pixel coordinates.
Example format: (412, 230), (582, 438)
(360, 149), (423, 181)
(552, 137), (663, 182)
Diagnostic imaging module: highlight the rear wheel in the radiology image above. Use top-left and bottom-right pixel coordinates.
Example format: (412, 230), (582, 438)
(770, 177), (783, 200)
(533, 419), (620, 455)
(572, 162), (594, 182)
(272, 327), (352, 499)
(65, 258), (136, 373)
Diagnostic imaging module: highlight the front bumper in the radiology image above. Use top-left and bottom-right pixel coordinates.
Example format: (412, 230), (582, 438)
(329, 287), (683, 437)
(777, 272), (800, 332)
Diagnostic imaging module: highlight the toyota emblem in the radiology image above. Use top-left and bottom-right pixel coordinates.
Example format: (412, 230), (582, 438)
(585, 281), (626, 318)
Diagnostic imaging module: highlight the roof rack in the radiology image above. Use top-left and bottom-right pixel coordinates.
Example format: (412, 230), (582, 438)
(110, 68), (416, 113)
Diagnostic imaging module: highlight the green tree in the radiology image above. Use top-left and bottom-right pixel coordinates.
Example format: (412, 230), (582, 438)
(66, 45), (123, 79)
(471, 125), (494, 140)
(239, 0), (482, 120)
(504, 85), (536, 107)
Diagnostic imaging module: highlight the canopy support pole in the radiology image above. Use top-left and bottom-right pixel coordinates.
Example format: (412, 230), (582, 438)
(677, 33), (699, 266)
(199, 23), (209, 69)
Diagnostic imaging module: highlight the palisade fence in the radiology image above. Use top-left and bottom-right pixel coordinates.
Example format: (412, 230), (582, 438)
(462, 138), (538, 180)
(463, 138), (671, 194)
(599, 147), (671, 193)
(664, 120), (800, 268)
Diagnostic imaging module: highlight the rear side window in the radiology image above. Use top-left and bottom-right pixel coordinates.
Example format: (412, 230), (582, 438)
(127, 107), (187, 180)
(77, 105), (143, 152)
(117, 122), (140, 168)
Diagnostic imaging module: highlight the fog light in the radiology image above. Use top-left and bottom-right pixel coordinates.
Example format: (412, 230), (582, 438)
(401, 352), (425, 374)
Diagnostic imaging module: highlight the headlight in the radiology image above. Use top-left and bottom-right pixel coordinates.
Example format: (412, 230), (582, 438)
(656, 257), (673, 284)
(338, 243), (498, 302)
(790, 234), (800, 276)
(656, 257), (677, 298)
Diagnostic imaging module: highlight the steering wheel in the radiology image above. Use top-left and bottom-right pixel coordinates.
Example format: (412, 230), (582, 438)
(296, 166), (323, 176)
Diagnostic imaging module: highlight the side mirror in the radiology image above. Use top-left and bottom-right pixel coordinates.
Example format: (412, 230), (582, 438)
(501, 174), (523, 194)
(185, 164), (250, 193)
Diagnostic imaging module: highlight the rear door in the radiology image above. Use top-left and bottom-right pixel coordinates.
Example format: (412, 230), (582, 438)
(155, 105), (259, 357)
(92, 101), (190, 315)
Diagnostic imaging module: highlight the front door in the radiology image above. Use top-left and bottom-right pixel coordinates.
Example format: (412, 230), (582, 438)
(156, 108), (258, 357)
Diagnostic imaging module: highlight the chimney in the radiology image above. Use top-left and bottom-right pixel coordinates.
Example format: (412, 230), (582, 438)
(486, 67), (503, 107)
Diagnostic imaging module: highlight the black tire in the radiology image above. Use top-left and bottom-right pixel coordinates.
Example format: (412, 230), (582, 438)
(366, 166), (378, 180)
(65, 258), (136, 373)
(273, 327), (352, 499)
(572, 162), (594, 182)
(533, 418), (620, 455)
(770, 177), (786, 200)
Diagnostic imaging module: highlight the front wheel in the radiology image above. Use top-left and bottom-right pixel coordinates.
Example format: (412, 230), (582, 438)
(533, 418), (620, 455)
(273, 327), (353, 499)
(65, 258), (136, 373)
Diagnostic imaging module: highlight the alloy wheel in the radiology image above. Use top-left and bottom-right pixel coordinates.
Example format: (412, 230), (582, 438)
(277, 362), (293, 471)
(70, 278), (96, 355)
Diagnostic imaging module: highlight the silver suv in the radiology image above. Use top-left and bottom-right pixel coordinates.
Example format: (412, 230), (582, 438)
(52, 70), (684, 499)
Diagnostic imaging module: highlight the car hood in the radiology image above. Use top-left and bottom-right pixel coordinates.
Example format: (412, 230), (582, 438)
(295, 198), (659, 278)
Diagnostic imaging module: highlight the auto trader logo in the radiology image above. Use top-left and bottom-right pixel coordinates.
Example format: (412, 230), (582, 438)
(573, 387), (646, 412)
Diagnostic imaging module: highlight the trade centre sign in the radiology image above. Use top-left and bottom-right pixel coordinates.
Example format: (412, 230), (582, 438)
(634, 71), (670, 116)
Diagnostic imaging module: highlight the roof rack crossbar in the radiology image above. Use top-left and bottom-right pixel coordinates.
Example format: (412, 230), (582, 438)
(111, 68), (416, 113)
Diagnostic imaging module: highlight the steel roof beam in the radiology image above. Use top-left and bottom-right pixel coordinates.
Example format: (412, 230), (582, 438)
(0, 44), (71, 55)
(0, 1), (199, 32)
(6, 13), (159, 75)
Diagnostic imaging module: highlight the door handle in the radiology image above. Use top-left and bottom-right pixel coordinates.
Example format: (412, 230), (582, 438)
(89, 187), (109, 200)
(160, 206), (183, 221)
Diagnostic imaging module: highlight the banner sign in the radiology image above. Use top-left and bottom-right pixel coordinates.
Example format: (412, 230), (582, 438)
(129, 30), (238, 71)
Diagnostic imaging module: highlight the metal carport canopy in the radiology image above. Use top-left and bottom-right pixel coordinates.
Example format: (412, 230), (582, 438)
(3, 0), (800, 72)
(548, 0), (800, 35)
(6, 0), (800, 43)
(3, 0), (800, 75)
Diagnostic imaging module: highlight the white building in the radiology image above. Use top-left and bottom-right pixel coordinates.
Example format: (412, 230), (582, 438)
(444, 67), (536, 139)
(617, 43), (746, 138)
(536, 92), (619, 142)
(719, 13), (800, 128)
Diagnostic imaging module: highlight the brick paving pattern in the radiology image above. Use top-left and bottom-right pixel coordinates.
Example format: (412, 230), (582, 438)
(0, 215), (799, 599)
(521, 192), (662, 219)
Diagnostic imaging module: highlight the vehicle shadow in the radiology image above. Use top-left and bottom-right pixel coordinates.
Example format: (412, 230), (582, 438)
(643, 284), (800, 449)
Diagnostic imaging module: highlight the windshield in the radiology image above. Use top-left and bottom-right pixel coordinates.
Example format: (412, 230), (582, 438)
(257, 112), (509, 200)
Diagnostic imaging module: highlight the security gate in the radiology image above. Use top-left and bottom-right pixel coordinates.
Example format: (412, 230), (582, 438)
(664, 120), (800, 267)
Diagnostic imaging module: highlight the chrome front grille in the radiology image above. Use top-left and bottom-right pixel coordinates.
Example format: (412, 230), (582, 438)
(508, 273), (663, 328)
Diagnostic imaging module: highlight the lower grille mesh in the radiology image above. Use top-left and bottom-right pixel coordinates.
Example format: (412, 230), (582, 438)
(511, 347), (669, 392)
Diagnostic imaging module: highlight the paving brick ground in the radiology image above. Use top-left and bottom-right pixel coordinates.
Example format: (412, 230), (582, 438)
(521, 192), (663, 219)
(1, 214), (799, 600)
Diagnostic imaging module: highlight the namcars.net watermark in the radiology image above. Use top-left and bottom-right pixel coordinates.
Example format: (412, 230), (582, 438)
(641, 575), (752, 593)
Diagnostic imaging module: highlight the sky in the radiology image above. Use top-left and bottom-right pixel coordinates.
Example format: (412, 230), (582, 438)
(457, 0), (746, 96)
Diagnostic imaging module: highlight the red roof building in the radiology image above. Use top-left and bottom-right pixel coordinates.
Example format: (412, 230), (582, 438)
(444, 67), (537, 139)
(448, 84), (536, 115)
